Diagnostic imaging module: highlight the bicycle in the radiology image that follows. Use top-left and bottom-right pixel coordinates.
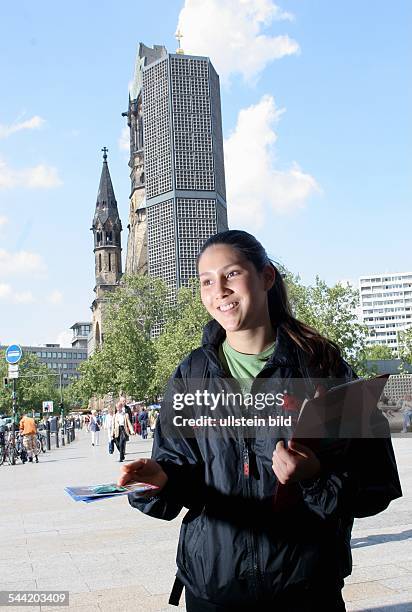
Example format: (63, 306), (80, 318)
(36, 431), (46, 454)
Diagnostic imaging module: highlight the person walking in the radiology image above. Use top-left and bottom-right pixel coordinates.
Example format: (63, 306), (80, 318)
(401, 393), (412, 433)
(19, 411), (38, 463)
(88, 410), (101, 446)
(112, 402), (134, 462)
(105, 407), (115, 454)
(119, 230), (402, 611)
(138, 407), (148, 439)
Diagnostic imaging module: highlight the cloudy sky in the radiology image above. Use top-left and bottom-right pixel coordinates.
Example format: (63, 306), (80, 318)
(0, 0), (410, 347)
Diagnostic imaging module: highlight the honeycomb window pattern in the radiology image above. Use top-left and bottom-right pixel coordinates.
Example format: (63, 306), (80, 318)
(177, 198), (217, 286)
(147, 200), (177, 289)
(143, 59), (172, 199)
(170, 56), (215, 192)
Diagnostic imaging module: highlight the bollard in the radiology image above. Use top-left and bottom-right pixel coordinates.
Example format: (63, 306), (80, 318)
(55, 426), (59, 448)
(46, 421), (51, 451)
(61, 425), (65, 446)
(71, 422), (76, 441)
(66, 423), (70, 445)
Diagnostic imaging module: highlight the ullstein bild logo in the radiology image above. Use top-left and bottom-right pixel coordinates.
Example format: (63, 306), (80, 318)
(172, 390), (285, 411)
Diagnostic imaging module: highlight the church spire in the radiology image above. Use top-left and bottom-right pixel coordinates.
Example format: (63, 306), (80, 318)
(91, 148), (122, 298)
(93, 148), (121, 228)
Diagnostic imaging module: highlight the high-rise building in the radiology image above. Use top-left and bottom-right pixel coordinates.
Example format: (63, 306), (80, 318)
(359, 272), (412, 353)
(123, 42), (228, 292)
(90, 149), (122, 353)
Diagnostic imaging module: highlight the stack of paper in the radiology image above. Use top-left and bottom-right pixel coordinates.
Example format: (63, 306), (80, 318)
(65, 482), (158, 503)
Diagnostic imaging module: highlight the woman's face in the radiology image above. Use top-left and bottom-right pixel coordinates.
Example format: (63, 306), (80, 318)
(198, 244), (274, 333)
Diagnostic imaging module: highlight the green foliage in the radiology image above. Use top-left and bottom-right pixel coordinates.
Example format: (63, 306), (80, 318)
(363, 344), (394, 360)
(0, 351), (59, 416)
(150, 281), (211, 396)
(75, 275), (168, 401)
(398, 327), (412, 364)
(285, 274), (368, 372)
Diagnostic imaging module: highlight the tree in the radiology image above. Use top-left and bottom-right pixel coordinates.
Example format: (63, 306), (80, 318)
(75, 274), (168, 402)
(285, 274), (369, 374)
(150, 281), (210, 396)
(398, 327), (412, 364)
(363, 345), (394, 360)
(0, 351), (59, 415)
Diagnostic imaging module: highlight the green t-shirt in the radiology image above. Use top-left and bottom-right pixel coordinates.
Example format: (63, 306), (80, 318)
(219, 339), (275, 392)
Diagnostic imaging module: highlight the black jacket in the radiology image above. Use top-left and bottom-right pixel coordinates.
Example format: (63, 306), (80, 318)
(129, 321), (402, 605)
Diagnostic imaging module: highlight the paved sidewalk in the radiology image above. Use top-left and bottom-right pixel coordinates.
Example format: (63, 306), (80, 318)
(0, 431), (410, 611)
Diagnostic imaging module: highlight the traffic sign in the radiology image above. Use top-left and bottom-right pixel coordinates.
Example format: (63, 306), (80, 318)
(5, 345), (23, 364)
(42, 401), (54, 413)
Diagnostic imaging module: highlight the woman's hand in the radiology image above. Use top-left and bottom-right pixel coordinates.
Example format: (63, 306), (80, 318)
(117, 458), (168, 494)
(272, 440), (320, 485)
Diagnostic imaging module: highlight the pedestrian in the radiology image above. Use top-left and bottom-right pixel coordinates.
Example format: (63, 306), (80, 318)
(105, 407), (115, 454)
(148, 407), (159, 438)
(88, 410), (100, 446)
(19, 411), (38, 463)
(138, 407), (148, 439)
(119, 230), (402, 611)
(401, 393), (412, 433)
(119, 396), (133, 421)
(112, 401), (134, 462)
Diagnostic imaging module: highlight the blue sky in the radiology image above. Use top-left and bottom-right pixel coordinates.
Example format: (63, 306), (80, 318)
(0, 0), (410, 346)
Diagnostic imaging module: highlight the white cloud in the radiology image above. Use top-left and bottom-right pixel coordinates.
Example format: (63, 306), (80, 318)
(0, 249), (47, 278)
(0, 157), (62, 189)
(118, 127), (129, 151)
(224, 95), (321, 228)
(13, 291), (35, 304)
(0, 283), (35, 304)
(56, 330), (72, 347)
(0, 216), (8, 231)
(0, 115), (46, 139)
(0, 283), (11, 298)
(47, 290), (63, 304)
(177, 0), (299, 83)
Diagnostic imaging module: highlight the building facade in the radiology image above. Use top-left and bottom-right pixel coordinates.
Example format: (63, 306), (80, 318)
(359, 272), (412, 353)
(70, 322), (92, 350)
(89, 149), (122, 354)
(0, 344), (87, 387)
(123, 42), (228, 293)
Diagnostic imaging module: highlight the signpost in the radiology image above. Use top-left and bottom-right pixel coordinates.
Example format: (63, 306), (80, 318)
(4, 344), (23, 465)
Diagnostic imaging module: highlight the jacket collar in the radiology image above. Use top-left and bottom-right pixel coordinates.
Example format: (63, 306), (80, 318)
(201, 319), (300, 371)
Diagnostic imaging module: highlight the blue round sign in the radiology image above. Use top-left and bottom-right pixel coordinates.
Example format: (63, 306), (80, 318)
(5, 344), (23, 364)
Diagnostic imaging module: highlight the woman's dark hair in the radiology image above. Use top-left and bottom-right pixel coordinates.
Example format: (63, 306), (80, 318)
(197, 229), (341, 375)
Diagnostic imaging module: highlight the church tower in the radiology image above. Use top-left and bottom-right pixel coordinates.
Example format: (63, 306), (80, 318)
(90, 148), (122, 352)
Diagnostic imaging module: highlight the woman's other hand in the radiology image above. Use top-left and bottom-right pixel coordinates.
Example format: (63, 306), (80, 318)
(117, 458), (168, 493)
(272, 440), (320, 484)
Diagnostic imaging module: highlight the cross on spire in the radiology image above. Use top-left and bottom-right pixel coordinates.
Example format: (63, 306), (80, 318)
(101, 147), (109, 162)
(175, 29), (184, 54)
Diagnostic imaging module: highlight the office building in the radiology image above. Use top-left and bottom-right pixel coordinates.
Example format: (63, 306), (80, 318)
(359, 272), (412, 354)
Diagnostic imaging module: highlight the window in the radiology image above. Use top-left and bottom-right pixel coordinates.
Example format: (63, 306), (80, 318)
(108, 253), (112, 272)
(62, 352), (67, 359)
(99, 253), (102, 272)
(52, 352), (57, 358)
(106, 231), (113, 244)
(47, 352), (52, 358)
(57, 352), (62, 359)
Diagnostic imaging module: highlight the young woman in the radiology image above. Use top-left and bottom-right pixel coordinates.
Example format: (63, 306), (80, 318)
(119, 230), (402, 611)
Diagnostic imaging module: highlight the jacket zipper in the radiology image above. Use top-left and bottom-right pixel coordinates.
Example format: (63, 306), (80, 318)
(242, 438), (262, 599)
